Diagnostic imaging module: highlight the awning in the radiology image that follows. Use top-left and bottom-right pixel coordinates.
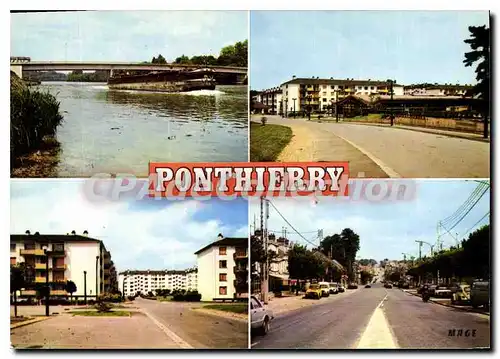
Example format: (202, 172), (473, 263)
(269, 273), (289, 280)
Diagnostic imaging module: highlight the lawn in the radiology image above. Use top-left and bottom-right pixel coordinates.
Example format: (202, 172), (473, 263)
(157, 296), (172, 302)
(203, 303), (248, 314)
(69, 310), (131, 317)
(250, 122), (293, 161)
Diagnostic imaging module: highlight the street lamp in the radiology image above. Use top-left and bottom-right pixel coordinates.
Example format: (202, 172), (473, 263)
(83, 270), (87, 305)
(292, 98), (296, 117)
(95, 255), (99, 302)
(42, 246), (50, 316)
(122, 273), (127, 300)
(284, 99), (288, 118)
(306, 95), (312, 121)
(387, 79), (396, 126)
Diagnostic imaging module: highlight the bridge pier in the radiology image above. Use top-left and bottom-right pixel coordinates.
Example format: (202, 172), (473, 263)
(10, 65), (23, 79)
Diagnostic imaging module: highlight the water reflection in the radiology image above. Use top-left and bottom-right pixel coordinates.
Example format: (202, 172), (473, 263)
(38, 82), (248, 177)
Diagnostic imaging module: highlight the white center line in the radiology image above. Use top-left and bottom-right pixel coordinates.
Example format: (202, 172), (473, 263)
(356, 294), (398, 349)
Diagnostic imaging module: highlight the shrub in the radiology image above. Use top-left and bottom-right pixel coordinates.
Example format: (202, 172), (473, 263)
(98, 292), (123, 303)
(10, 72), (64, 164)
(127, 295), (135, 301)
(95, 301), (112, 313)
(172, 290), (201, 302)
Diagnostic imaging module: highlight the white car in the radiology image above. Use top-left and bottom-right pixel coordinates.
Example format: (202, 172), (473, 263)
(318, 282), (331, 297)
(251, 295), (274, 335)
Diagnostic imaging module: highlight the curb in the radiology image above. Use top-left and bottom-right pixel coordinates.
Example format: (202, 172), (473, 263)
(10, 316), (52, 330)
(344, 122), (490, 143)
(402, 290), (490, 316)
(193, 308), (248, 323)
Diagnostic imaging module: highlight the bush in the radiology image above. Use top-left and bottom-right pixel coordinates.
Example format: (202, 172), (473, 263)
(127, 295), (135, 301)
(172, 290), (202, 302)
(95, 301), (112, 313)
(98, 292), (123, 303)
(10, 72), (64, 162)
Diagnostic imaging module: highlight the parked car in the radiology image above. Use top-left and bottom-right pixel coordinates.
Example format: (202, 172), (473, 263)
(329, 282), (339, 295)
(384, 283), (392, 289)
(365, 284), (371, 288)
(338, 285), (346, 293)
(318, 282), (331, 297)
(347, 283), (358, 289)
(470, 281), (489, 309)
(434, 286), (453, 298)
(250, 295), (274, 335)
(305, 284), (323, 299)
(450, 284), (471, 305)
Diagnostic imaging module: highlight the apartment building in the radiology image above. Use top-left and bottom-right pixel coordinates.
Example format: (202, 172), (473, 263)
(280, 76), (404, 112)
(118, 268), (198, 297)
(10, 231), (118, 299)
(404, 84), (473, 97)
(195, 234), (248, 301)
(258, 87), (283, 114)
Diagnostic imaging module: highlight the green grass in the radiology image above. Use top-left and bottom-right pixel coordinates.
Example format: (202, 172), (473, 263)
(347, 113), (384, 122)
(203, 303), (248, 314)
(69, 310), (131, 317)
(250, 122), (293, 161)
(157, 296), (173, 302)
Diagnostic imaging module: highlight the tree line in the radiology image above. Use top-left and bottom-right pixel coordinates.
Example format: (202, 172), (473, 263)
(149, 40), (248, 67)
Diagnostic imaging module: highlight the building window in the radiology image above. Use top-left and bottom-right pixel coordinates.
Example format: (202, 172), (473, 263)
(322, 92), (326, 96)
(219, 286), (227, 295)
(323, 98), (327, 102)
(322, 85), (326, 89)
(219, 273), (227, 282)
(331, 85), (335, 89)
(10, 257), (16, 265)
(10, 243), (16, 252)
(219, 247), (227, 255)
(370, 86), (374, 90)
(364, 86), (368, 90)
(219, 260), (227, 268)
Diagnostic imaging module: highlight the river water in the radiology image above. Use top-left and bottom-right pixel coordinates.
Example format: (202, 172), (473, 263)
(40, 82), (248, 177)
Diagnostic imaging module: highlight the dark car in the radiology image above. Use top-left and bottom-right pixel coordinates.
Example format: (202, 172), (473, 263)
(384, 283), (392, 289)
(365, 284), (371, 288)
(347, 283), (358, 289)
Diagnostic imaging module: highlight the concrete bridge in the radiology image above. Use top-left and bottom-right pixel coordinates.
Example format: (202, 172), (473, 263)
(10, 58), (247, 80)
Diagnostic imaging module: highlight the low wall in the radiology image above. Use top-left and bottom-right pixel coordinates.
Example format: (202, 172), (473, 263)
(395, 116), (486, 134)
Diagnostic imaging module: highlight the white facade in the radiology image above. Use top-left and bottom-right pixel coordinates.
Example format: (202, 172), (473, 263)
(196, 237), (248, 301)
(10, 234), (114, 298)
(118, 269), (198, 297)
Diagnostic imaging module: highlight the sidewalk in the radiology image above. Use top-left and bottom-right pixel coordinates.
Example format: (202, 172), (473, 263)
(345, 122), (490, 143)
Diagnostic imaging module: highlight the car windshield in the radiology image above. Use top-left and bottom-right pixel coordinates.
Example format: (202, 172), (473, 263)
(309, 284), (319, 290)
(320, 284), (329, 288)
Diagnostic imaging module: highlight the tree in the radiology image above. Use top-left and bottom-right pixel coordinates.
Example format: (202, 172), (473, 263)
(174, 55), (191, 64)
(11, 265), (26, 317)
(464, 25), (490, 138)
(65, 280), (77, 304)
(152, 54), (167, 64)
(360, 270), (374, 285)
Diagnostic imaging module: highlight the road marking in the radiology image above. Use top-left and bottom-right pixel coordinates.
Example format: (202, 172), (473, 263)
(142, 309), (193, 349)
(332, 132), (402, 178)
(251, 341), (260, 347)
(356, 295), (398, 349)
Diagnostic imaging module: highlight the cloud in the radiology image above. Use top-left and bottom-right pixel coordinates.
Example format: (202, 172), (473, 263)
(11, 181), (247, 272)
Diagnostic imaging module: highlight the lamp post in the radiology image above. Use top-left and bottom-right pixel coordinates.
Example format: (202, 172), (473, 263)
(387, 79), (396, 126)
(292, 98), (296, 117)
(84, 271), (87, 305)
(43, 247), (50, 316)
(307, 95), (312, 121)
(95, 255), (99, 301)
(284, 99), (288, 118)
(122, 274), (127, 300)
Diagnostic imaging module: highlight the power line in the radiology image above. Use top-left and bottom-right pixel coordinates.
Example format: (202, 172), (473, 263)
(440, 183), (488, 229)
(460, 212), (490, 239)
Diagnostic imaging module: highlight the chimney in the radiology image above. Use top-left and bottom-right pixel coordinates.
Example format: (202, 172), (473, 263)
(217, 233), (224, 240)
(71, 230), (76, 235)
(25, 230), (30, 235)
(83, 230), (89, 236)
(34, 231), (40, 236)
(292, 75), (296, 79)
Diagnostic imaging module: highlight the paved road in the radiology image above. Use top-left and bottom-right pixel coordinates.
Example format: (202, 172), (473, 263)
(252, 284), (490, 349)
(260, 116), (489, 178)
(135, 298), (248, 349)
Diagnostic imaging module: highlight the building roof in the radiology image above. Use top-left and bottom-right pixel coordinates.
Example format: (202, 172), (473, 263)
(281, 77), (403, 87)
(194, 237), (247, 255)
(10, 233), (101, 243)
(119, 268), (197, 275)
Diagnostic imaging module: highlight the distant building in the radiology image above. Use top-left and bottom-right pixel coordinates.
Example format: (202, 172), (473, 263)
(118, 268), (198, 297)
(279, 76), (404, 113)
(10, 231), (117, 299)
(195, 234), (248, 301)
(259, 87), (283, 115)
(404, 83), (473, 97)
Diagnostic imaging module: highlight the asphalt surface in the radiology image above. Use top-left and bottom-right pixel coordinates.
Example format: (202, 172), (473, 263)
(135, 298), (248, 349)
(252, 283), (490, 349)
(259, 116), (490, 178)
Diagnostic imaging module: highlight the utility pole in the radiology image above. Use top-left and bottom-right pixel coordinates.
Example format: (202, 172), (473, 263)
(317, 229), (323, 249)
(84, 271), (87, 305)
(415, 240), (423, 260)
(44, 249), (50, 316)
(260, 196), (269, 304)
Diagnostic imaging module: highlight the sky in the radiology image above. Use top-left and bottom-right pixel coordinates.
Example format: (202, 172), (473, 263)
(250, 11), (490, 90)
(10, 11), (247, 62)
(10, 180), (248, 272)
(249, 180), (490, 262)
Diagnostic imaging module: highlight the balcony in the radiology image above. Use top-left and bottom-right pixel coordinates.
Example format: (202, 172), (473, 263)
(35, 263), (47, 270)
(52, 264), (67, 271)
(20, 249), (45, 256)
(50, 290), (68, 296)
(53, 278), (68, 283)
(20, 290), (37, 296)
(233, 251), (248, 260)
(234, 266), (248, 274)
(35, 276), (47, 283)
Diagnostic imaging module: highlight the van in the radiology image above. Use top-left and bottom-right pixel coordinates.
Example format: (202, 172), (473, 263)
(470, 281), (489, 309)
